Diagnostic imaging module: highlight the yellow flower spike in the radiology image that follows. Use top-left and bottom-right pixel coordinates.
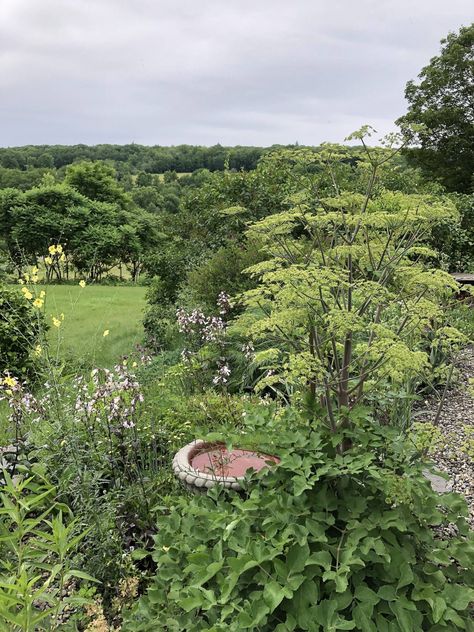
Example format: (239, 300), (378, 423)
(40, 290), (46, 298)
(56, 245), (63, 254)
(31, 276), (38, 284)
(21, 286), (28, 294)
(18, 278), (24, 285)
(52, 316), (61, 328)
(59, 253), (66, 262)
(60, 313), (65, 321)
(24, 290), (33, 300)
(44, 256), (53, 265)
(33, 298), (44, 308)
(132, 361), (138, 368)
(48, 245), (57, 255)
(23, 273), (30, 282)
(3, 376), (17, 388)
(103, 330), (110, 337)
(79, 280), (86, 288)
(33, 344), (42, 357)
(32, 266), (38, 275)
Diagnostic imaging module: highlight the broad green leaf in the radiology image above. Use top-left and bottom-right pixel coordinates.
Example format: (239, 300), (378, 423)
(263, 580), (287, 612)
(286, 543), (309, 575)
(377, 585), (397, 601)
(389, 601), (415, 632)
(353, 603), (377, 632)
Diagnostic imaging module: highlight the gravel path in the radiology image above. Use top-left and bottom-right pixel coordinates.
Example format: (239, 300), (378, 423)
(416, 345), (474, 528)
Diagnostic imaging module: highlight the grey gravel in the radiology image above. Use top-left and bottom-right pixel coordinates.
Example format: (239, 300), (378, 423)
(415, 345), (474, 528)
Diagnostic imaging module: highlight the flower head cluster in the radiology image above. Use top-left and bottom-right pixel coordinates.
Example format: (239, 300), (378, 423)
(19, 282), (45, 307)
(45, 244), (66, 265)
(18, 265), (40, 286)
(176, 308), (226, 344)
(176, 292), (234, 386)
(134, 344), (153, 365)
(0, 374), (42, 427)
(212, 358), (231, 386)
(181, 348), (193, 364)
(51, 313), (65, 328)
(74, 364), (144, 430)
(176, 307), (206, 335)
(241, 341), (255, 360)
(217, 291), (232, 315)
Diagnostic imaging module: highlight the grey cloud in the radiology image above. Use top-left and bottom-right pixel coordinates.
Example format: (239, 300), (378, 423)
(0, 0), (472, 146)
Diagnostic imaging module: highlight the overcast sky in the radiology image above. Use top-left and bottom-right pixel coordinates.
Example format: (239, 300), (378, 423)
(0, 1), (472, 147)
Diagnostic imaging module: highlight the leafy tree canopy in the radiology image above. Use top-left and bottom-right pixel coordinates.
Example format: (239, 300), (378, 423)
(397, 23), (474, 193)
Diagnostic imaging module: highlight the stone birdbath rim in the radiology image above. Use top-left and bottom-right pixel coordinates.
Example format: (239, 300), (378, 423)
(172, 439), (280, 492)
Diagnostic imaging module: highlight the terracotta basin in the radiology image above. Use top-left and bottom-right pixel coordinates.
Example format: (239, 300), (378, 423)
(172, 440), (279, 493)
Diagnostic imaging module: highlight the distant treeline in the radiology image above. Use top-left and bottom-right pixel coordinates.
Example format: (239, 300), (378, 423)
(0, 144), (290, 174)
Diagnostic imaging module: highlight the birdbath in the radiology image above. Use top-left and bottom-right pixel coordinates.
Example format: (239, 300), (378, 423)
(172, 440), (280, 493)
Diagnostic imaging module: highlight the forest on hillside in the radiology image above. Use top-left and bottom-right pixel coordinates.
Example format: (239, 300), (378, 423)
(0, 143), (269, 190)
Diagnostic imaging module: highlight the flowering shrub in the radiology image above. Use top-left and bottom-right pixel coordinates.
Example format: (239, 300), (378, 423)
(176, 292), (233, 388)
(19, 359), (167, 593)
(0, 284), (44, 376)
(0, 374), (41, 424)
(75, 365), (144, 431)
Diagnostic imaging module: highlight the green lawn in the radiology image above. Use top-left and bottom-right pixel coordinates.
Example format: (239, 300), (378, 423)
(43, 285), (147, 367)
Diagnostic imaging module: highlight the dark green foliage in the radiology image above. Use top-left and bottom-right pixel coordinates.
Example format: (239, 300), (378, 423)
(398, 24), (474, 192)
(65, 160), (133, 208)
(0, 284), (43, 376)
(431, 194), (474, 271)
(127, 411), (474, 631)
(0, 144), (267, 174)
(0, 166), (54, 191)
(0, 177), (161, 282)
(143, 240), (190, 304)
(142, 301), (178, 350)
(131, 186), (165, 213)
(185, 243), (263, 310)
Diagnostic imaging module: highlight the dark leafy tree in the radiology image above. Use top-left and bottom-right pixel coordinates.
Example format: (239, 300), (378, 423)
(397, 24), (474, 192)
(65, 161), (133, 208)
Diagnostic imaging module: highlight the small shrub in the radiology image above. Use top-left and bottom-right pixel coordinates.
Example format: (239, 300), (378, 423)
(142, 302), (178, 351)
(0, 284), (43, 377)
(185, 243), (262, 311)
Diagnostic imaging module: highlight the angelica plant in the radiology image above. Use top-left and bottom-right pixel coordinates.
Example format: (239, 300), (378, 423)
(233, 127), (461, 435)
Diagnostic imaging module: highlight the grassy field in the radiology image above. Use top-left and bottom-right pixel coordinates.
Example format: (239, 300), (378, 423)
(43, 284), (147, 367)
